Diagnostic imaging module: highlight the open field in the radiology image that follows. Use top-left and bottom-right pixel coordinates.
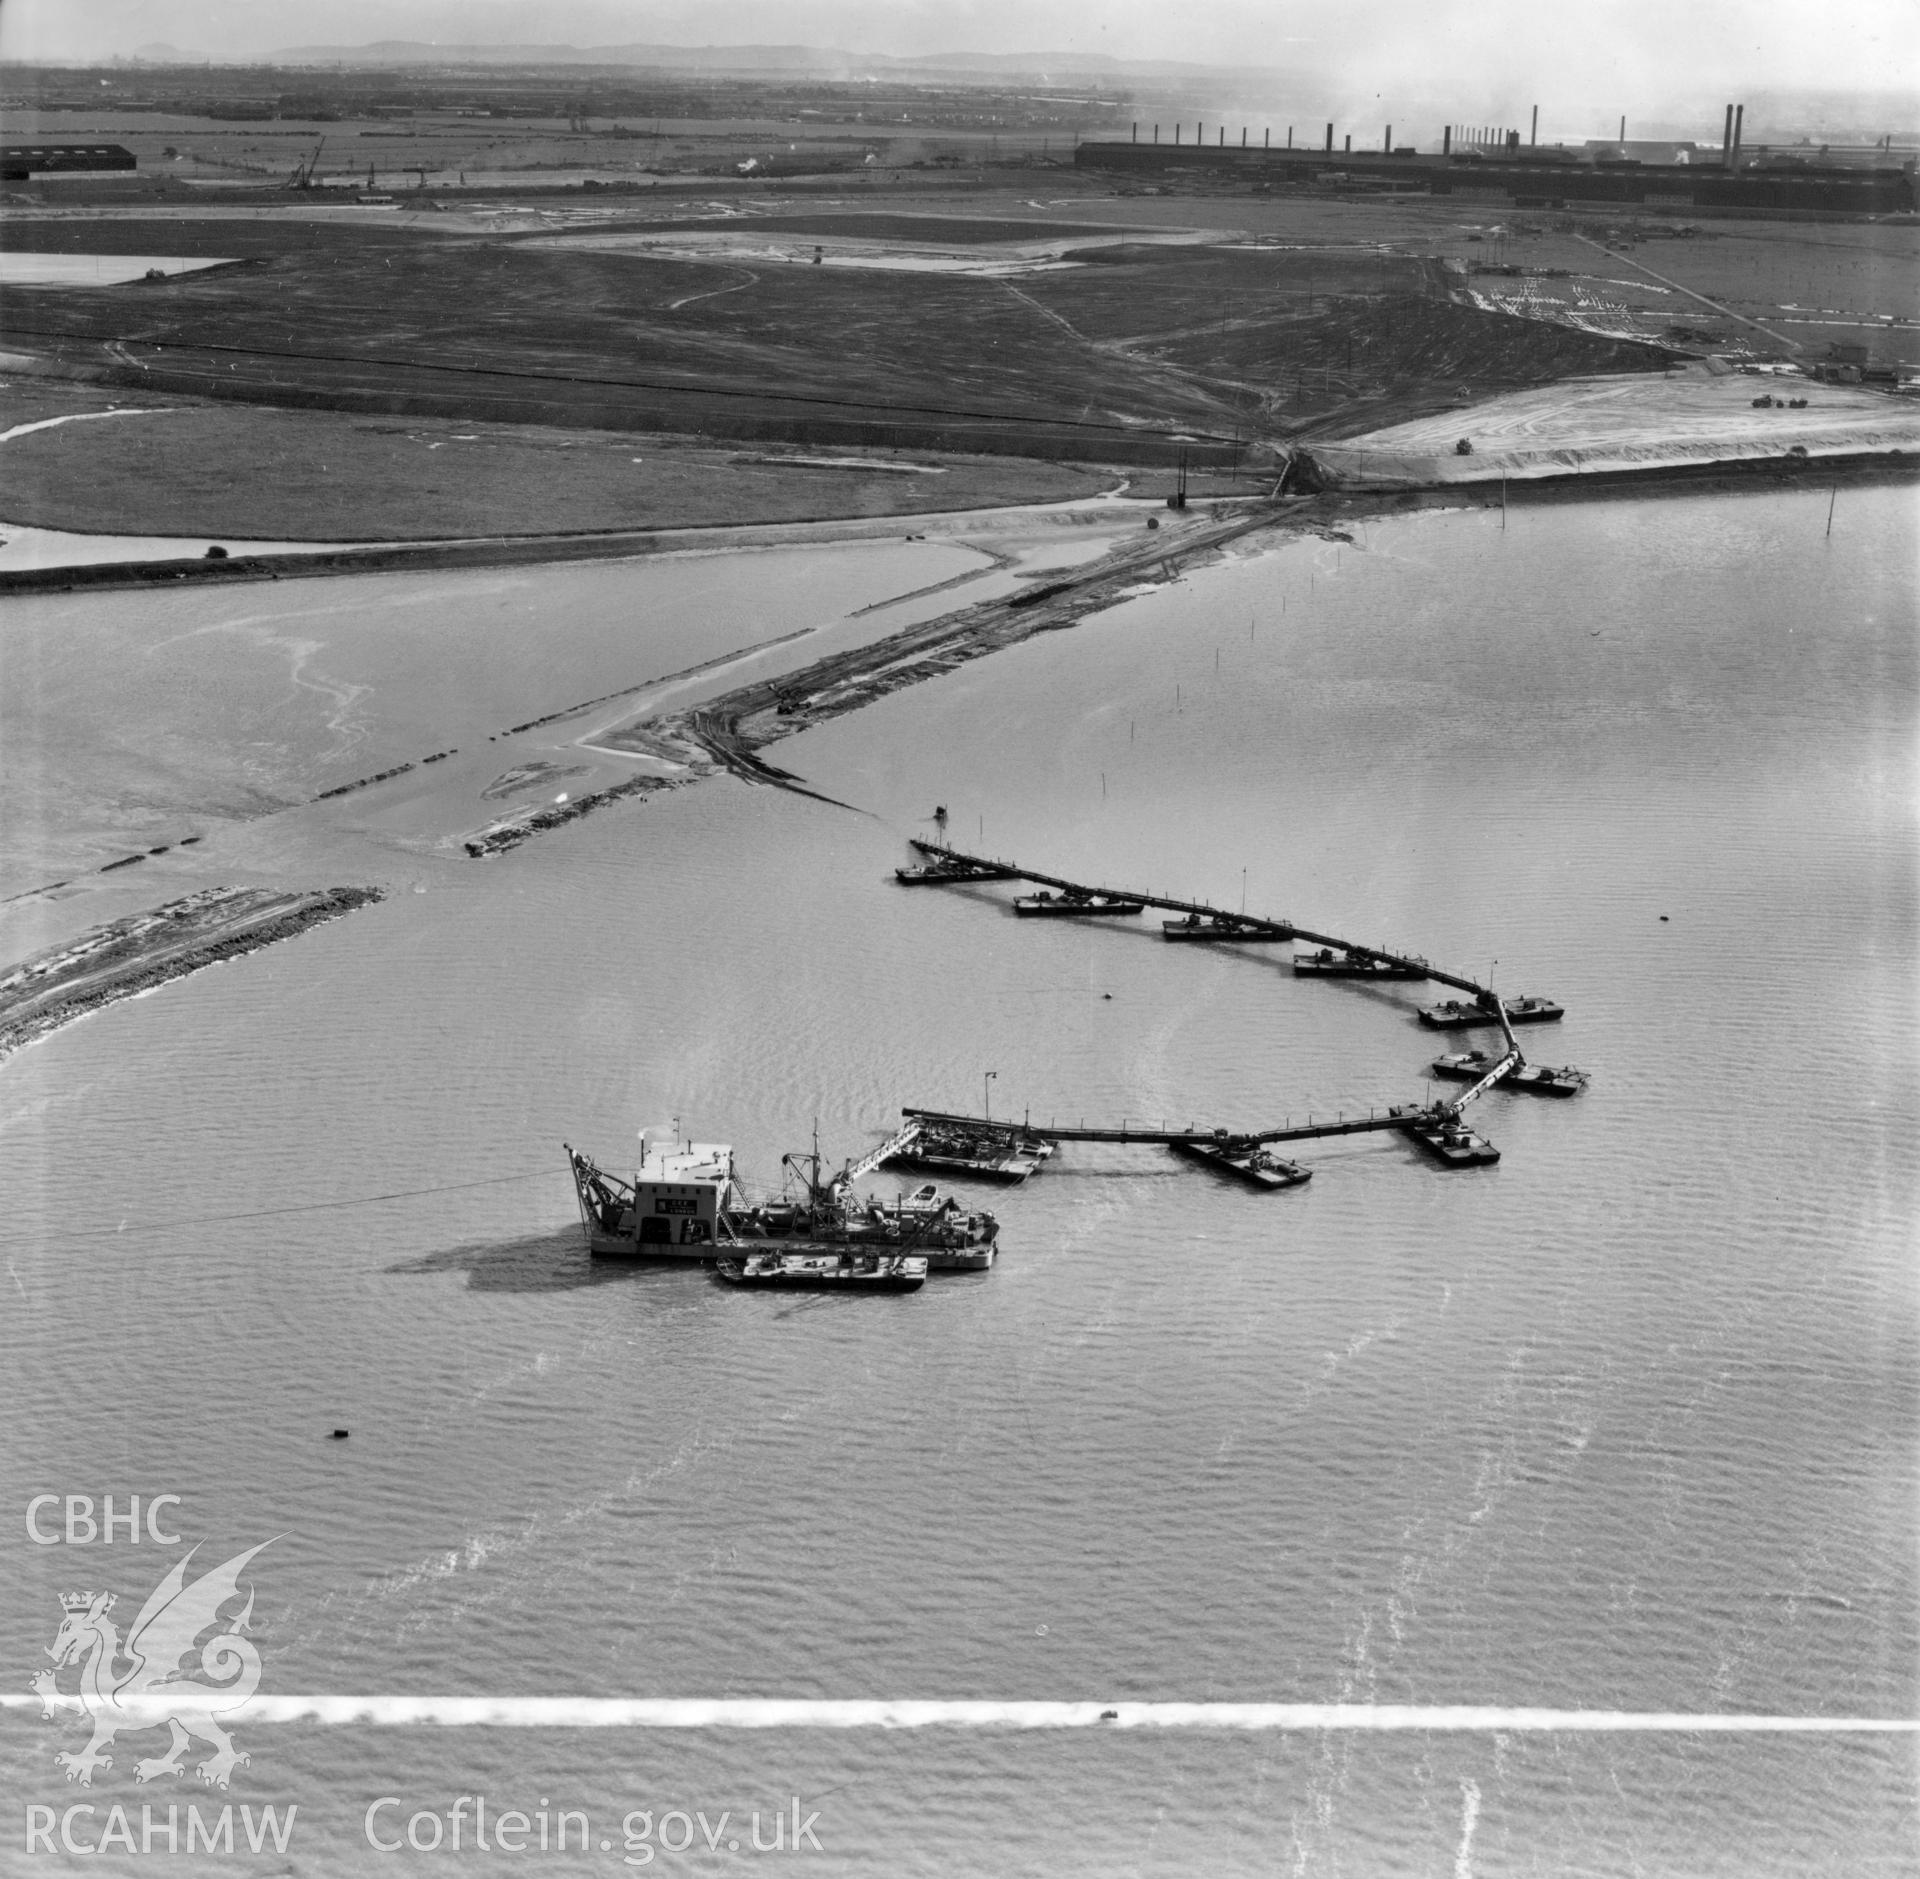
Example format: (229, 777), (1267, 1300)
(0, 379), (1114, 541)
(0, 183), (1683, 503)
(0, 201), (1251, 459)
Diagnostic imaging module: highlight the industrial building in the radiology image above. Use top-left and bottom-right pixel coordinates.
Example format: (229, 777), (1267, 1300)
(0, 143), (137, 180)
(1074, 121), (1915, 218)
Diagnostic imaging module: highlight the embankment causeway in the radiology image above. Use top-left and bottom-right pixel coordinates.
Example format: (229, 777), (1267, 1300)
(0, 885), (384, 1066)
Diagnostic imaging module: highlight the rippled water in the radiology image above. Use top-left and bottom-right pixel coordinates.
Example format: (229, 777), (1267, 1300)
(2, 484), (1914, 1874)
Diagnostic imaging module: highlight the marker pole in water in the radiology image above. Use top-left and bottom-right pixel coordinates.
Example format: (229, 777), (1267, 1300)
(1827, 484), (1837, 537)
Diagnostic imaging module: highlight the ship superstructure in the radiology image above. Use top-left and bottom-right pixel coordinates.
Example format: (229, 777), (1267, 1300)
(568, 1136), (740, 1257)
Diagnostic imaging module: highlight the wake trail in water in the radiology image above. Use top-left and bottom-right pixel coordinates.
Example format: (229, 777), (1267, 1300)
(1455, 1777), (1481, 1879)
(8, 1696), (1910, 1731)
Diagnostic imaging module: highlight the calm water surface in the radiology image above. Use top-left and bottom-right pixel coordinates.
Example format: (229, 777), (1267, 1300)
(1, 485), (1914, 1874)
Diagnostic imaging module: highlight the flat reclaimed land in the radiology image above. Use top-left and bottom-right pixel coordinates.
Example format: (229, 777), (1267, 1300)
(0, 885), (382, 1064)
(0, 183), (1673, 498)
(1310, 368), (1920, 486)
(0, 381), (1111, 543)
(3, 170), (1913, 542)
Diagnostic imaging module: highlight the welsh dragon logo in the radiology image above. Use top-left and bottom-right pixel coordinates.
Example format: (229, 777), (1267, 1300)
(30, 1541), (273, 1790)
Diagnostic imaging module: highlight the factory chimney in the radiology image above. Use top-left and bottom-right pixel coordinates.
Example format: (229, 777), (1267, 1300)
(1325, 122), (1334, 152)
(1732, 103), (1744, 166)
(1443, 124), (1452, 155)
(1530, 104), (1538, 146)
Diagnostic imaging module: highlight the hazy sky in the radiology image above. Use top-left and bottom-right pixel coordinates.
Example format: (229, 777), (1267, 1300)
(6, 1), (1916, 119)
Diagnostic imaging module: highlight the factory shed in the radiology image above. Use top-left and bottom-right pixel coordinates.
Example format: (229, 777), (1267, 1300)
(1, 144), (138, 180)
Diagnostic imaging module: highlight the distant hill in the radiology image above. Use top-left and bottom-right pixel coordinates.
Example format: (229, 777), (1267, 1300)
(264, 40), (1269, 85)
(130, 42), (210, 64)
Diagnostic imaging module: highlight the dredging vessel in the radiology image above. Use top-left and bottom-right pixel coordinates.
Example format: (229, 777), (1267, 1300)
(566, 1135), (1000, 1272)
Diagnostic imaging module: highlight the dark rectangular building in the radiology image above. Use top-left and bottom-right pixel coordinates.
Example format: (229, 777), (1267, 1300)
(0, 144), (138, 180)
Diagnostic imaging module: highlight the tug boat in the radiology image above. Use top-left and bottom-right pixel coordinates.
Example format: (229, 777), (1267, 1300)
(1388, 1104), (1501, 1167)
(1013, 889), (1145, 918)
(1169, 1136), (1312, 1189)
(1162, 913), (1292, 942)
(716, 1251), (927, 1290)
(1430, 1051), (1588, 1096)
(1418, 994), (1564, 1028)
(1292, 945), (1428, 980)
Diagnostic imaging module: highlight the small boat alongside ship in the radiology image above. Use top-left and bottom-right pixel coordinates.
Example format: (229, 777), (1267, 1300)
(1013, 889), (1146, 918)
(716, 1251), (927, 1290)
(1169, 1136), (1312, 1188)
(1430, 1051), (1588, 1096)
(1418, 994), (1564, 1028)
(1293, 945), (1428, 980)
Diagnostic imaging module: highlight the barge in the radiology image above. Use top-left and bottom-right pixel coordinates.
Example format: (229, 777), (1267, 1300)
(1293, 945), (1428, 980)
(1431, 1051), (1587, 1096)
(1162, 913), (1292, 942)
(888, 1115), (1054, 1183)
(1418, 994), (1564, 1028)
(1389, 1104), (1501, 1167)
(1169, 1137), (1312, 1189)
(896, 860), (1022, 885)
(1013, 889), (1145, 918)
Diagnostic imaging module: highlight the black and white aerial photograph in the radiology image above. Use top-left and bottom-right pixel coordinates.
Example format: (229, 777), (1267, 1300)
(2, 0), (1915, 1870)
